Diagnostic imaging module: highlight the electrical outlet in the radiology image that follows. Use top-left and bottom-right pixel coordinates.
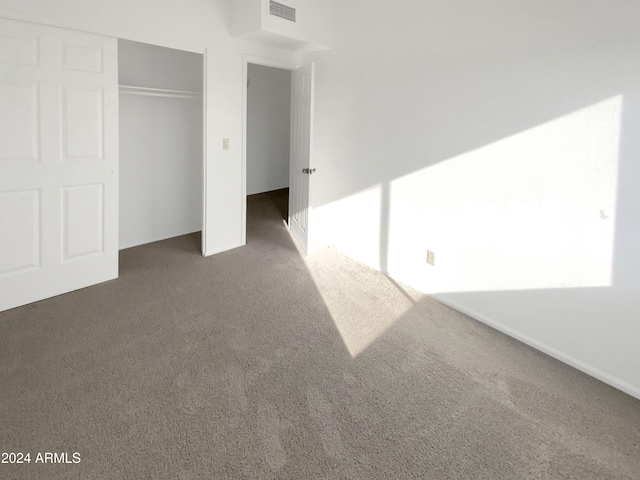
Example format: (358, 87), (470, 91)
(427, 250), (435, 266)
(223, 138), (229, 150)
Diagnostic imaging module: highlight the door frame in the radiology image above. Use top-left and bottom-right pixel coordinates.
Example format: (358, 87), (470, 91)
(201, 47), (208, 255)
(241, 55), (298, 245)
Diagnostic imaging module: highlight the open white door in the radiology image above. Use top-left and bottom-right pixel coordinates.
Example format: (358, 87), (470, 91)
(288, 63), (314, 253)
(0, 19), (119, 312)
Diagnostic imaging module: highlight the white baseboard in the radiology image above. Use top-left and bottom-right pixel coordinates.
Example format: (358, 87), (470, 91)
(432, 293), (640, 401)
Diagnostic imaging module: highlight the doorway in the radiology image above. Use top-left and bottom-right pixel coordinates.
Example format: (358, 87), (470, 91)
(241, 55), (297, 245)
(245, 63), (292, 237)
(118, 39), (205, 253)
(242, 57), (315, 254)
(247, 64), (292, 198)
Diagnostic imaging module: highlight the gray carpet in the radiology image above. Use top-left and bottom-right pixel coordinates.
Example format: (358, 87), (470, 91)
(1, 189), (639, 479)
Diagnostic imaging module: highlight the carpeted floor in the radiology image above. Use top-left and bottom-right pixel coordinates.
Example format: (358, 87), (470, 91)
(1, 188), (639, 479)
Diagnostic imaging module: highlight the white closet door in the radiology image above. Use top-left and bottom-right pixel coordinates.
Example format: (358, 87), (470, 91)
(0, 18), (119, 312)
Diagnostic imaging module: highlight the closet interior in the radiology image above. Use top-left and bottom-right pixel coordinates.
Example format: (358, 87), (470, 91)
(118, 39), (204, 250)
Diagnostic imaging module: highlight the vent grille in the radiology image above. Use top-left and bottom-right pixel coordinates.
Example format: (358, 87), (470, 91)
(270, 1), (296, 22)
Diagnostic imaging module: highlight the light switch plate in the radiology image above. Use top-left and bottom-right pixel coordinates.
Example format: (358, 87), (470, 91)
(427, 250), (435, 266)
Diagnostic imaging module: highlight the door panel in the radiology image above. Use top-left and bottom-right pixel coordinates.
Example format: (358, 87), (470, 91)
(0, 18), (118, 312)
(63, 184), (105, 260)
(288, 63), (314, 253)
(60, 43), (104, 73)
(0, 33), (38, 66)
(63, 86), (105, 159)
(0, 81), (38, 161)
(0, 189), (40, 275)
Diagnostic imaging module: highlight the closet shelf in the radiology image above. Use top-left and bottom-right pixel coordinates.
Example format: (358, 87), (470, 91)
(119, 84), (202, 99)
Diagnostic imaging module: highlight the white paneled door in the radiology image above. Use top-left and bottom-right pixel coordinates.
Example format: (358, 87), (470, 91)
(288, 63), (314, 253)
(0, 19), (119, 312)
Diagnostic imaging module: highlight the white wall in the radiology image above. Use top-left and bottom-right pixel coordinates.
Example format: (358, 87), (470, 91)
(119, 95), (203, 249)
(118, 39), (203, 92)
(0, 0), (300, 256)
(247, 64), (291, 195)
(232, 0), (334, 50)
(306, 0), (640, 398)
(118, 40), (203, 249)
(260, 0), (334, 48)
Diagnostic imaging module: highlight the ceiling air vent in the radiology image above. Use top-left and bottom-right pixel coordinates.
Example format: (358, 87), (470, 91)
(270, 1), (296, 22)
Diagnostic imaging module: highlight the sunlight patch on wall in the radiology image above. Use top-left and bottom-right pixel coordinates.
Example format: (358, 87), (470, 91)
(388, 95), (622, 293)
(312, 184), (383, 269)
(308, 96), (622, 355)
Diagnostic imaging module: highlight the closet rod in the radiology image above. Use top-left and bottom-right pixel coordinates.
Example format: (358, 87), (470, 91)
(119, 84), (202, 100)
